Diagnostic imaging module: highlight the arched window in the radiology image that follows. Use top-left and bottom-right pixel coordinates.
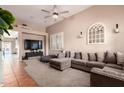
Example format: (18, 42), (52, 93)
(88, 23), (105, 44)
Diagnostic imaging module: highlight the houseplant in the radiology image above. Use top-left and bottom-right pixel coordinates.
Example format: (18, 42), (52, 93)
(0, 7), (15, 52)
(0, 7), (15, 86)
(0, 7), (15, 40)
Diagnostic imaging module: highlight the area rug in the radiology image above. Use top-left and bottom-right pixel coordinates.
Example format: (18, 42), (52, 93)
(24, 60), (90, 87)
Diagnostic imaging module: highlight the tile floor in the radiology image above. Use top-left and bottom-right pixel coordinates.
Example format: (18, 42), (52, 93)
(3, 54), (38, 87)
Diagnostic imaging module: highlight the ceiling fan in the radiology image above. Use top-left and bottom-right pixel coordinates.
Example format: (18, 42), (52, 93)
(41, 5), (69, 20)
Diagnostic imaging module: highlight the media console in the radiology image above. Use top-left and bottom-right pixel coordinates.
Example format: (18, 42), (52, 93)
(25, 51), (43, 59)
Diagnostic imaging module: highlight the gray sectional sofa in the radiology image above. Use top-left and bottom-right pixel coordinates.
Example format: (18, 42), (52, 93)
(42, 51), (124, 86)
(71, 51), (124, 72)
(49, 51), (124, 72)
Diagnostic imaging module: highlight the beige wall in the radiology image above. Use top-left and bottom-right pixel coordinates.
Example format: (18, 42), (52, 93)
(47, 5), (124, 53)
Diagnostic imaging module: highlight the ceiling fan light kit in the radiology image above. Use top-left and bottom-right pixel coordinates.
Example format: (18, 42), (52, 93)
(52, 12), (59, 19)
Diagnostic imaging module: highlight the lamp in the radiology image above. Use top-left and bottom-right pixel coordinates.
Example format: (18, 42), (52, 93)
(52, 12), (59, 19)
(78, 31), (83, 38)
(115, 24), (119, 33)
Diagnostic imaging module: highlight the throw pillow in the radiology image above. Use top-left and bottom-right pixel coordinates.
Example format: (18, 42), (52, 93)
(70, 52), (75, 58)
(96, 52), (106, 62)
(57, 53), (65, 58)
(65, 51), (71, 58)
(74, 52), (82, 59)
(116, 52), (124, 65)
(104, 51), (117, 64)
(88, 53), (97, 61)
(82, 52), (88, 60)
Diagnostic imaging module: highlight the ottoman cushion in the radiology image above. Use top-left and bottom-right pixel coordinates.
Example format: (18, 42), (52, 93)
(71, 59), (88, 66)
(50, 58), (72, 71)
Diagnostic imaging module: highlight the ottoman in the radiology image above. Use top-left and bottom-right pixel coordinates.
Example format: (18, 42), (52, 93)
(49, 58), (72, 71)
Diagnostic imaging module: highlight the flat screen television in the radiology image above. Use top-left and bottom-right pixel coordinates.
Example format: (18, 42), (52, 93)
(24, 39), (42, 50)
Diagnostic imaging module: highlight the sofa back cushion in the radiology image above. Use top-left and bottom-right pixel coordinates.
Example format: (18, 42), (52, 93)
(96, 52), (106, 62)
(88, 53), (97, 61)
(82, 53), (88, 60)
(104, 51), (117, 64)
(116, 52), (124, 65)
(65, 51), (71, 58)
(74, 52), (82, 59)
(70, 52), (75, 58)
(57, 53), (65, 58)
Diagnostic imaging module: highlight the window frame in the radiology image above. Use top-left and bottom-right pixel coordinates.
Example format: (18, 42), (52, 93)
(50, 32), (64, 50)
(87, 23), (106, 45)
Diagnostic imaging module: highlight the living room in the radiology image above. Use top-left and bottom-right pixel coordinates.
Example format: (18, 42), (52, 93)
(1, 0), (124, 91)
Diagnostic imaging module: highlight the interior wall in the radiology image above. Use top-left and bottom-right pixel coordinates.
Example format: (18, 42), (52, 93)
(13, 26), (48, 61)
(47, 5), (124, 53)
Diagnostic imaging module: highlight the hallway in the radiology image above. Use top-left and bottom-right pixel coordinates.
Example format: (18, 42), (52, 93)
(3, 54), (38, 87)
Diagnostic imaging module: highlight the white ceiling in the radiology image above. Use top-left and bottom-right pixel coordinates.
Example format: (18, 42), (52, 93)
(0, 5), (92, 29)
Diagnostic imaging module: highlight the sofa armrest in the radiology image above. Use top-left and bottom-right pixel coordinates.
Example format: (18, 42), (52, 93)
(91, 67), (124, 81)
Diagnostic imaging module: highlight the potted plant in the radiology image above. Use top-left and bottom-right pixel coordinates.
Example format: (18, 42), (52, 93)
(0, 7), (15, 54)
(0, 8), (15, 39)
(0, 7), (15, 86)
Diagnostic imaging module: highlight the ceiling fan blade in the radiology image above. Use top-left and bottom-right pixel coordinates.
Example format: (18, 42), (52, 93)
(41, 9), (51, 13)
(44, 15), (51, 19)
(59, 11), (69, 14)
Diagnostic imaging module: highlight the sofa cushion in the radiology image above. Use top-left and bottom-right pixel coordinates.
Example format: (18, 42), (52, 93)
(105, 64), (123, 70)
(86, 61), (105, 68)
(96, 52), (106, 62)
(49, 58), (71, 70)
(104, 51), (117, 64)
(50, 58), (72, 65)
(91, 67), (124, 82)
(40, 55), (57, 62)
(82, 53), (88, 61)
(65, 51), (71, 58)
(71, 59), (88, 66)
(102, 66), (124, 80)
(57, 53), (65, 58)
(88, 53), (97, 61)
(74, 52), (82, 59)
(70, 52), (75, 58)
(116, 52), (124, 65)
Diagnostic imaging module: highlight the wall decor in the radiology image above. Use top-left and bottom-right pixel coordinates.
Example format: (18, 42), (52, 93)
(78, 31), (83, 38)
(114, 24), (119, 33)
(87, 23), (105, 44)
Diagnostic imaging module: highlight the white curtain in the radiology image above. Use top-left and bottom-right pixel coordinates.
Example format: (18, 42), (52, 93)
(50, 32), (64, 50)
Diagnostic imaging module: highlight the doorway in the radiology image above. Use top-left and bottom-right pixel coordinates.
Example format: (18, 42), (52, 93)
(2, 30), (19, 62)
(3, 42), (12, 54)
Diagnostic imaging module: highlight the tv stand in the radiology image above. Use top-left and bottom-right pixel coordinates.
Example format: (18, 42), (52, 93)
(25, 51), (43, 59)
